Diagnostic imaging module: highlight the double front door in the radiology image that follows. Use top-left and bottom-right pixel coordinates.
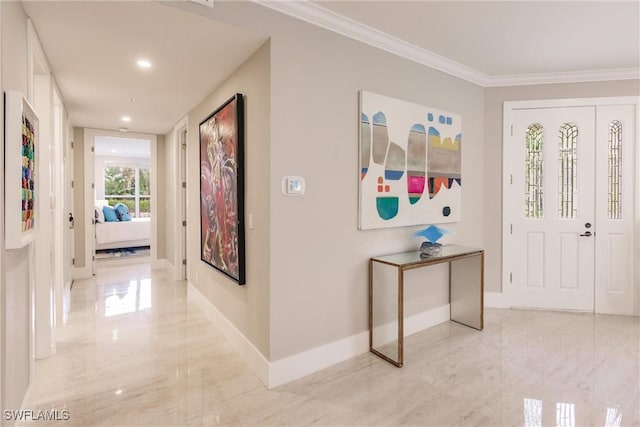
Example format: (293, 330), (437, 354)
(506, 101), (636, 314)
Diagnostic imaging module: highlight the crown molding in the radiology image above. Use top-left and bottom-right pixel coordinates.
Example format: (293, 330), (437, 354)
(485, 68), (640, 87)
(254, 0), (639, 88)
(256, 0), (491, 86)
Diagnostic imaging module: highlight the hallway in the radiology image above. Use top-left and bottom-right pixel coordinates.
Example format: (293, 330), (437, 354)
(16, 263), (640, 426)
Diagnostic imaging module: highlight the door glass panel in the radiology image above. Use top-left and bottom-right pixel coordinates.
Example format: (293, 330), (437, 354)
(608, 121), (622, 219)
(558, 123), (578, 219)
(525, 123), (544, 218)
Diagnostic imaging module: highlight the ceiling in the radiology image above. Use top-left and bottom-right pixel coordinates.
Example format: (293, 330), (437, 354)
(22, 1), (268, 135)
(22, 1), (639, 136)
(315, 1), (640, 77)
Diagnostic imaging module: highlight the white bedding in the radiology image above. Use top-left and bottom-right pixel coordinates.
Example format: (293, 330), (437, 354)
(96, 218), (151, 247)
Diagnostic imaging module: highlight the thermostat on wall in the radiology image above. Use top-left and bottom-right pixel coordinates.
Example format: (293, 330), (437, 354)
(282, 176), (305, 196)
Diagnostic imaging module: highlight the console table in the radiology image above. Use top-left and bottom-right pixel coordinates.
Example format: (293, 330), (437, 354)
(369, 245), (484, 367)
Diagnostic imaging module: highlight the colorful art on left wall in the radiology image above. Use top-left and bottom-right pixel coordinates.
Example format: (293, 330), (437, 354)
(22, 113), (36, 232)
(359, 91), (462, 230)
(4, 91), (39, 249)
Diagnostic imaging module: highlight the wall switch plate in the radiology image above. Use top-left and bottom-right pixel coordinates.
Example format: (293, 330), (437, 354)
(282, 176), (305, 196)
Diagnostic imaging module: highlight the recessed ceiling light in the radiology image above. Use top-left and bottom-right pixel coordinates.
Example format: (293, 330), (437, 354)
(111, 149), (117, 153)
(121, 116), (131, 122)
(136, 59), (152, 69)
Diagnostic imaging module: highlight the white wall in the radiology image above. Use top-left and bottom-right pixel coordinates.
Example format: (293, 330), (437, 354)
(162, 125), (180, 275)
(155, 135), (166, 260)
(267, 16), (484, 361)
(0, 1), (4, 416)
(1, 1), (32, 419)
(172, 2), (484, 364)
(186, 40), (271, 357)
(484, 80), (640, 293)
(72, 127), (86, 271)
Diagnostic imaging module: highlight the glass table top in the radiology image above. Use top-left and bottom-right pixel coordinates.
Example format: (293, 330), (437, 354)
(371, 245), (483, 267)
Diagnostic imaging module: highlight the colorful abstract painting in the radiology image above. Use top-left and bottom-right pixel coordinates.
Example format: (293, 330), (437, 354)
(22, 113), (36, 232)
(199, 94), (245, 284)
(4, 91), (39, 249)
(359, 91), (462, 229)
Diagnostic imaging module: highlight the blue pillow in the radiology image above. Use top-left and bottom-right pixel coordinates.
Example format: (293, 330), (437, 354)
(114, 203), (131, 221)
(103, 205), (118, 222)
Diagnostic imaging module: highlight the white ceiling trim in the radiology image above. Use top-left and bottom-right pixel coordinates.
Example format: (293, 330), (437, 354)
(484, 68), (640, 87)
(256, 1), (640, 88)
(257, 0), (490, 86)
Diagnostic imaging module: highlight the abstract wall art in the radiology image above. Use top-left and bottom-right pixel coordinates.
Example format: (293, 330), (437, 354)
(359, 91), (462, 230)
(199, 93), (246, 284)
(4, 91), (40, 249)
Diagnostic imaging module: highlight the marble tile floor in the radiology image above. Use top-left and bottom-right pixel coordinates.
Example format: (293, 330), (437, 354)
(16, 262), (639, 426)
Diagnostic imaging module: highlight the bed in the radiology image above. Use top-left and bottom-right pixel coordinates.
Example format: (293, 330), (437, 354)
(95, 217), (151, 250)
(94, 200), (151, 250)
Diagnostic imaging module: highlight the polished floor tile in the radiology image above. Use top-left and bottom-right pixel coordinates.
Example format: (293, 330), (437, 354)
(17, 262), (640, 426)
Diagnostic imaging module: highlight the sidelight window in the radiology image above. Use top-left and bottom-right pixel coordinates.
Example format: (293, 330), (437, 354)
(525, 123), (544, 218)
(608, 121), (622, 219)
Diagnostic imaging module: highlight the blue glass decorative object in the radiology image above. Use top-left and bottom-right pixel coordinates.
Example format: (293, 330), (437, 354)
(414, 224), (449, 243)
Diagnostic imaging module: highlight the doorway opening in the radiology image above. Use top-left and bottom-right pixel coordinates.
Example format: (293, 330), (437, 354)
(83, 130), (158, 274)
(94, 136), (151, 266)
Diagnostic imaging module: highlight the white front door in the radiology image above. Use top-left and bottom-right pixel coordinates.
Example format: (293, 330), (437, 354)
(505, 101), (636, 314)
(594, 105), (637, 315)
(510, 107), (596, 311)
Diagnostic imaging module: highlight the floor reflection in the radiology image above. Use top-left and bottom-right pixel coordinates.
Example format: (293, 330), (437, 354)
(524, 399), (622, 427)
(604, 407), (622, 427)
(16, 262), (639, 427)
(524, 398), (542, 427)
(556, 402), (575, 427)
(103, 278), (152, 317)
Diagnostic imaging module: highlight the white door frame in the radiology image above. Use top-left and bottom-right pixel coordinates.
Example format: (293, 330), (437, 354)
(62, 118), (73, 323)
(502, 96), (640, 315)
(29, 19), (56, 360)
(52, 87), (66, 327)
(82, 129), (158, 274)
(173, 116), (188, 281)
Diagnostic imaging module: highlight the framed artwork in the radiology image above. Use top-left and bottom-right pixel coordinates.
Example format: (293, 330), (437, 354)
(4, 91), (39, 249)
(359, 91), (462, 230)
(199, 93), (246, 284)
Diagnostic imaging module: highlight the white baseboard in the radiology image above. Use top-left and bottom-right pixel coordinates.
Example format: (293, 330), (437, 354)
(63, 280), (72, 321)
(370, 304), (450, 347)
(188, 282), (451, 390)
(405, 304), (450, 336)
(485, 291), (510, 308)
(268, 329), (369, 389)
(187, 282), (270, 387)
(18, 382), (34, 426)
(270, 304), (449, 388)
(164, 261), (176, 281)
(71, 266), (92, 280)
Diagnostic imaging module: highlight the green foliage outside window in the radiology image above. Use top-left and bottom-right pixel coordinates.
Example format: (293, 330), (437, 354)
(139, 168), (150, 196)
(105, 166), (135, 196)
(104, 166), (151, 218)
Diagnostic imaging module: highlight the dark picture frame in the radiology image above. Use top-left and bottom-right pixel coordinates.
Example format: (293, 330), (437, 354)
(199, 93), (245, 285)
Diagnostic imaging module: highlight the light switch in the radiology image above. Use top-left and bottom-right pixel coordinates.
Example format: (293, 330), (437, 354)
(282, 176), (305, 196)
